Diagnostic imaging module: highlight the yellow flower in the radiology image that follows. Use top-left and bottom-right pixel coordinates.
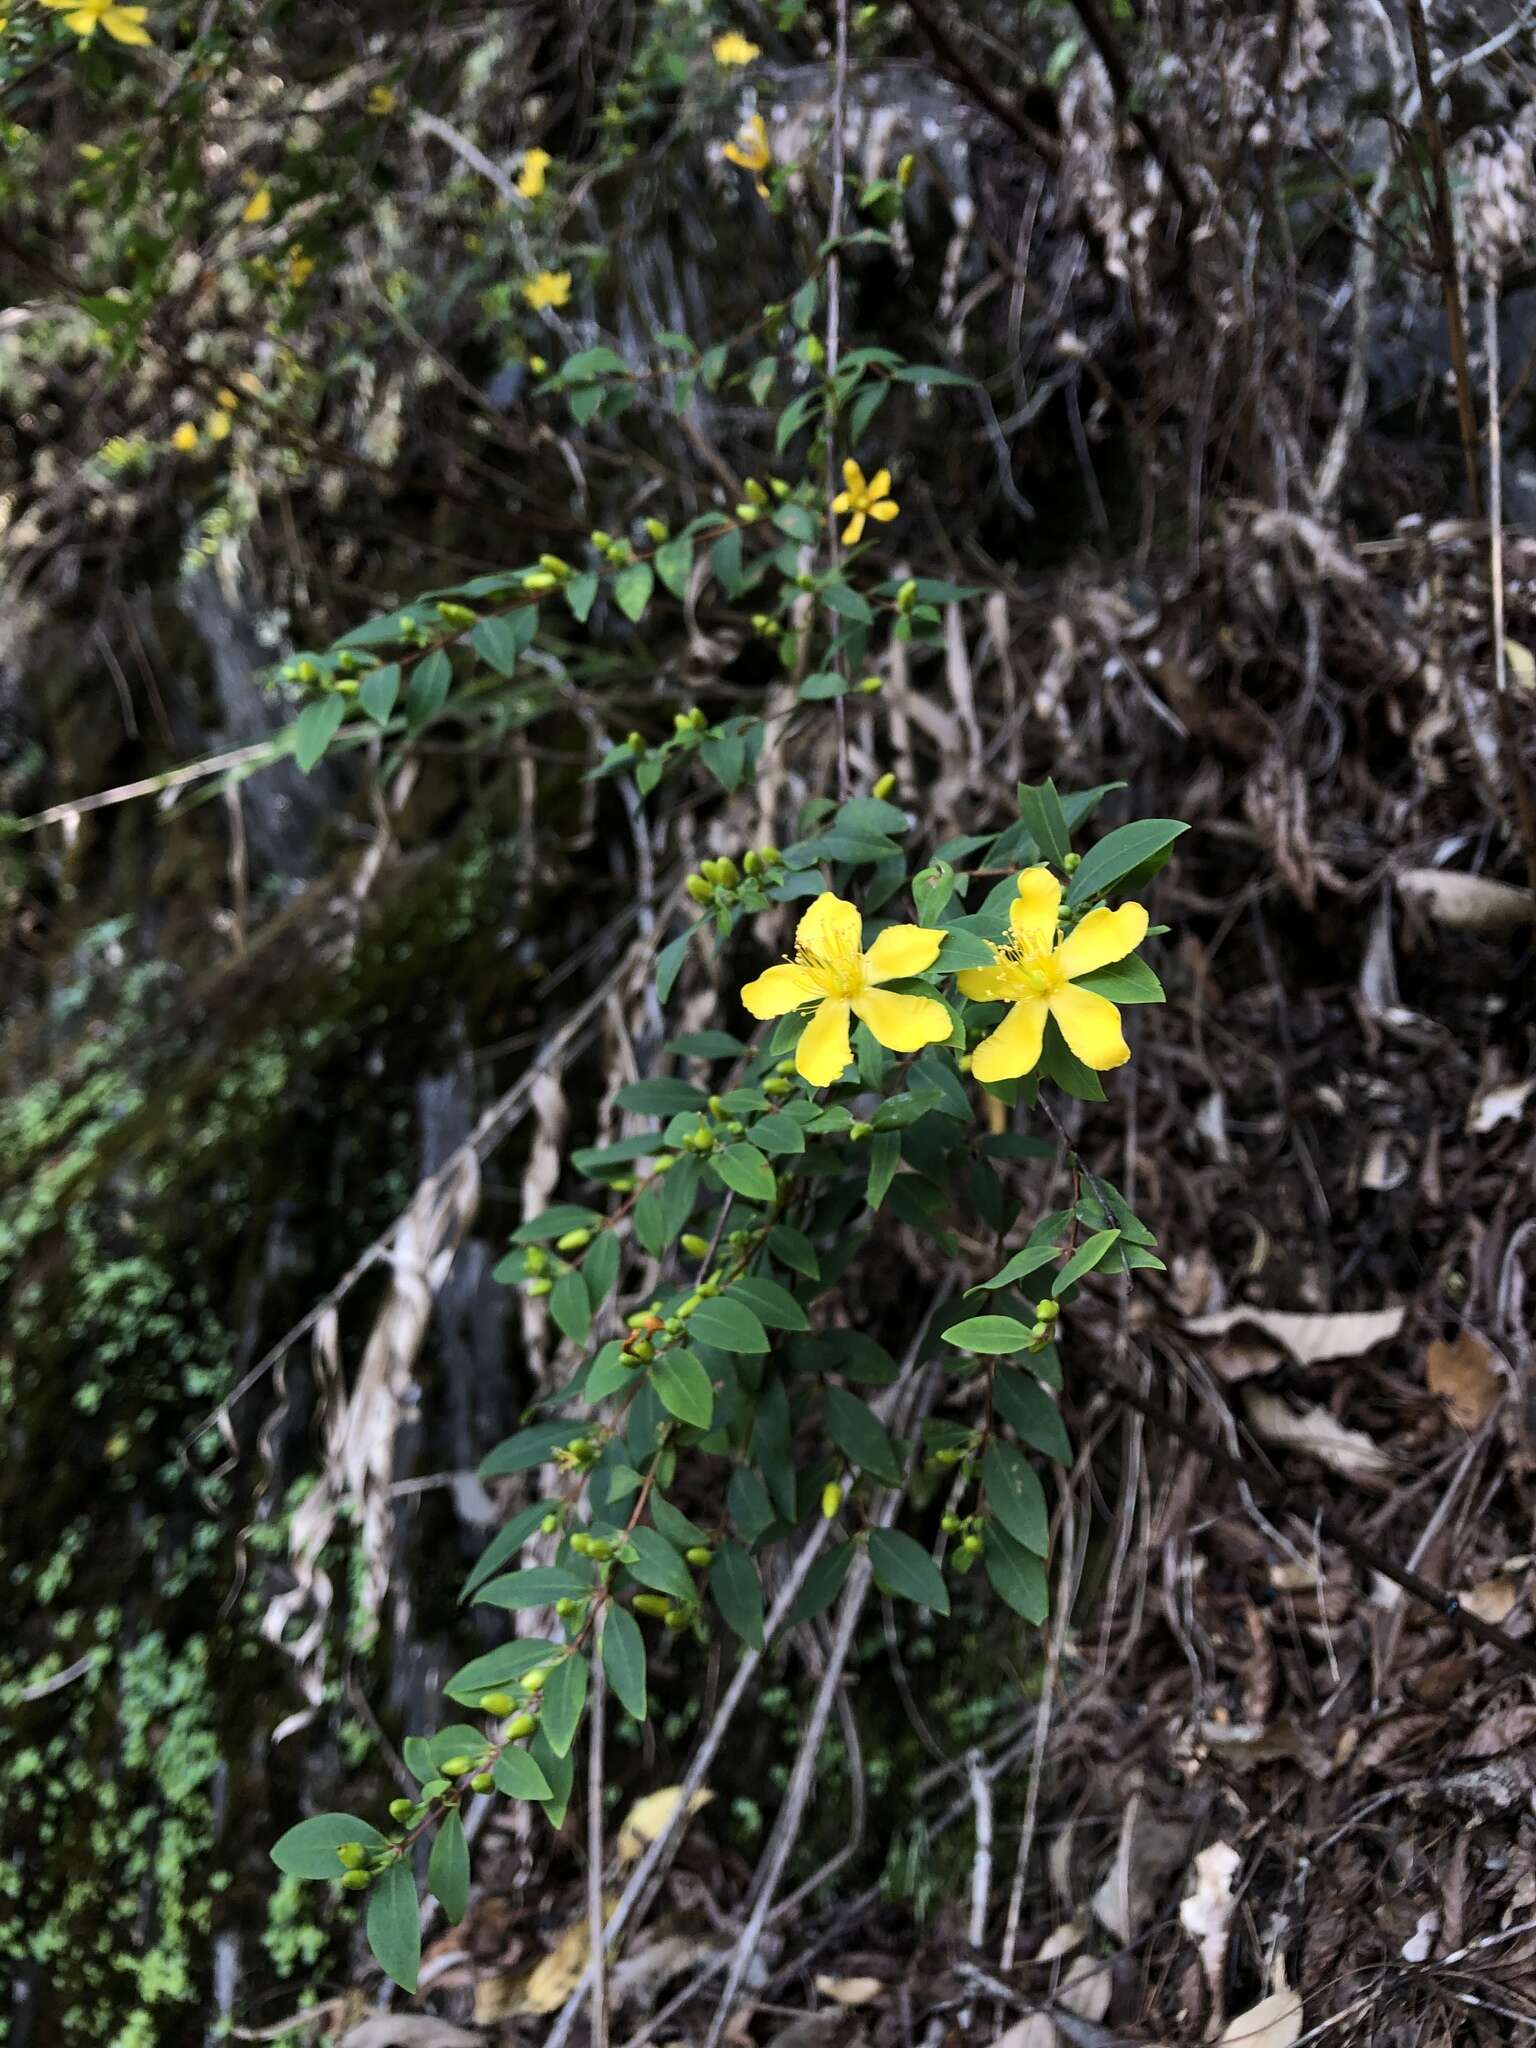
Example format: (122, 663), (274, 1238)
(741, 892), (951, 1088)
(242, 185), (272, 224)
(722, 112), (771, 196)
(41, 0), (151, 43)
(517, 147), (552, 199)
(831, 459), (899, 546)
(170, 422), (199, 452)
(366, 84), (397, 116)
(215, 386), (239, 410)
(206, 410), (231, 442)
(286, 247), (315, 286)
(522, 268), (572, 310)
(957, 867), (1148, 1082)
(712, 30), (761, 65)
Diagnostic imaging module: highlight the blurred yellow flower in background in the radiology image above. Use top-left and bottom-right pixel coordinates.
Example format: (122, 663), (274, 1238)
(517, 148), (552, 199)
(522, 269), (571, 310)
(42, 0), (151, 43)
(712, 30), (761, 65)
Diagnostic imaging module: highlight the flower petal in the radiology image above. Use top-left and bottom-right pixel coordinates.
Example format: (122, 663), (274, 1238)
(1048, 983), (1129, 1070)
(1010, 866), (1061, 952)
(841, 512), (866, 545)
(868, 498), (900, 521)
(865, 469), (891, 499)
(851, 989), (952, 1053)
(1056, 901), (1150, 981)
(796, 892), (862, 967)
(970, 997), (1048, 1082)
(862, 922), (945, 984)
(841, 458), (865, 494)
(957, 963), (1016, 1003)
(831, 490), (853, 514)
(796, 998), (852, 1087)
(740, 963), (817, 1019)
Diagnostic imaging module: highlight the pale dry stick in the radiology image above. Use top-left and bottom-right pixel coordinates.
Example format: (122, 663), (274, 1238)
(587, 1640), (610, 2048)
(965, 1748), (993, 1951)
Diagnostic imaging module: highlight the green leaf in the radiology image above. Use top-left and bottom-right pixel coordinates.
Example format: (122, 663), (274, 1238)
(711, 1141), (777, 1205)
(512, 1205), (604, 1244)
(799, 670), (850, 702)
(474, 1566), (593, 1610)
(582, 1229), (621, 1309)
(824, 1386), (903, 1485)
(868, 1528), (950, 1613)
(821, 581), (874, 623)
(470, 615), (526, 676)
(358, 664), (400, 723)
(614, 562), (655, 622)
(972, 1245), (1057, 1293)
(601, 1605), (648, 1720)
(541, 1654), (589, 1758)
(782, 1540), (855, 1631)
(1052, 1228), (1120, 1296)
(687, 1294), (769, 1354)
(271, 1813), (385, 1880)
(750, 1112), (805, 1156)
(656, 924), (697, 1003)
(494, 1746), (554, 1799)
(1017, 779), (1071, 866)
(1037, 1016), (1105, 1102)
(986, 1527), (1049, 1622)
(461, 1503), (551, 1600)
(993, 1371), (1072, 1464)
(625, 1526), (694, 1601)
(710, 528), (744, 596)
(445, 1638), (561, 1702)
(730, 1275), (808, 1331)
(530, 1725), (573, 1825)
(982, 1440), (1049, 1555)
(655, 537), (694, 598)
(892, 362), (974, 386)
(367, 1860), (421, 1992)
(942, 1315), (1033, 1355)
(711, 1540), (765, 1650)
(479, 1421), (578, 1479)
(405, 647), (452, 727)
(1067, 819), (1189, 905)
(767, 1225), (819, 1279)
(292, 696), (345, 773)
(650, 1348), (714, 1429)
(616, 1078), (707, 1116)
(1073, 957), (1165, 1004)
(865, 1130), (900, 1210)
(565, 571), (599, 622)
(550, 1269), (591, 1346)
(428, 1809), (470, 1924)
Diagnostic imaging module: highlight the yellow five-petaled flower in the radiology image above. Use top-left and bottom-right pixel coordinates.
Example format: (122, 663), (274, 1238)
(741, 892), (952, 1088)
(712, 30), (761, 65)
(958, 866), (1148, 1082)
(722, 113), (771, 197)
(42, 0), (150, 41)
(522, 268), (572, 311)
(831, 459), (898, 546)
(517, 147), (552, 199)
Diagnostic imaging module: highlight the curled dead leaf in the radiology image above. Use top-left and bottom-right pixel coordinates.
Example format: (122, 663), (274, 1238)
(815, 1976), (885, 2007)
(1459, 1705), (1536, 1760)
(1216, 1987), (1302, 2048)
(1460, 1574), (1523, 1625)
(1179, 1842), (1242, 2007)
(1244, 1392), (1393, 1485)
(1425, 1331), (1500, 1430)
(1468, 1076), (1535, 1133)
(1185, 1304), (1404, 1371)
(617, 1784), (714, 1865)
(1398, 868), (1536, 933)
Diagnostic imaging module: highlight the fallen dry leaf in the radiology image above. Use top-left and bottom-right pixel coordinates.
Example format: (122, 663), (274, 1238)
(1056, 1952), (1111, 2024)
(1245, 1392), (1393, 1484)
(1035, 1919), (1087, 1962)
(993, 2019), (1055, 2048)
(1425, 1331), (1500, 1430)
(1397, 867), (1536, 933)
(1468, 1075), (1536, 1133)
(1460, 1705), (1536, 1760)
(617, 1784), (714, 1865)
(1186, 1304), (1404, 1371)
(815, 1977), (884, 2007)
(1179, 1841), (1242, 2007)
(476, 1897), (619, 2019)
(1216, 1987), (1302, 2048)
(1460, 1575), (1522, 1624)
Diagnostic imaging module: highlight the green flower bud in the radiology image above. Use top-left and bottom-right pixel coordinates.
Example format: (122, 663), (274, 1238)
(686, 874), (714, 904)
(934, 1448), (963, 1467)
(526, 1276), (553, 1297)
(872, 772), (896, 800)
(651, 1154), (676, 1173)
(725, 1120), (744, 1137)
(743, 849), (763, 875)
(663, 1607), (690, 1631)
(471, 1772), (496, 1793)
(734, 503), (761, 522)
(626, 731), (646, 753)
(480, 1691), (516, 1716)
(715, 856), (739, 886)
(759, 845), (782, 865)
(633, 1593), (672, 1618)
(336, 1842), (368, 1869)
(555, 1227), (593, 1252)
(1035, 1299), (1060, 1321)
(436, 601), (477, 627)
(743, 477), (769, 506)
(677, 1295), (699, 1319)
(674, 711), (693, 733)
(804, 334), (825, 366)
(769, 477), (790, 498)
(644, 517), (669, 543)
(524, 1246), (547, 1275)
(897, 151), (915, 188)
(1062, 851), (1081, 873)
(688, 707), (708, 731)
(684, 1547), (714, 1568)
(441, 1756), (473, 1777)
(896, 579), (918, 611)
(961, 1532), (984, 1555)
(504, 1711), (537, 1739)
(1030, 1321), (1050, 1342)
(523, 571), (559, 593)
(388, 1798), (417, 1823)
(628, 1338), (654, 1362)
(857, 675), (884, 695)
(590, 530), (613, 551)
(611, 1175), (636, 1193)
(685, 1129), (715, 1154)
(821, 1481), (842, 1520)
(520, 1669), (548, 1693)
(569, 1532), (592, 1555)
(762, 1077), (792, 1099)
(341, 1868), (372, 1891)
(776, 1057), (797, 1076)
(940, 1512), (962, 1534)
(680, 1233), (711, 1258)
(848, 1121), (874, 1141)
(663, 1315), (685, 1335)
(537, 554), (572, 580)
(698, 1277), (720, 1297)
(541, 1512), (560, 1534)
